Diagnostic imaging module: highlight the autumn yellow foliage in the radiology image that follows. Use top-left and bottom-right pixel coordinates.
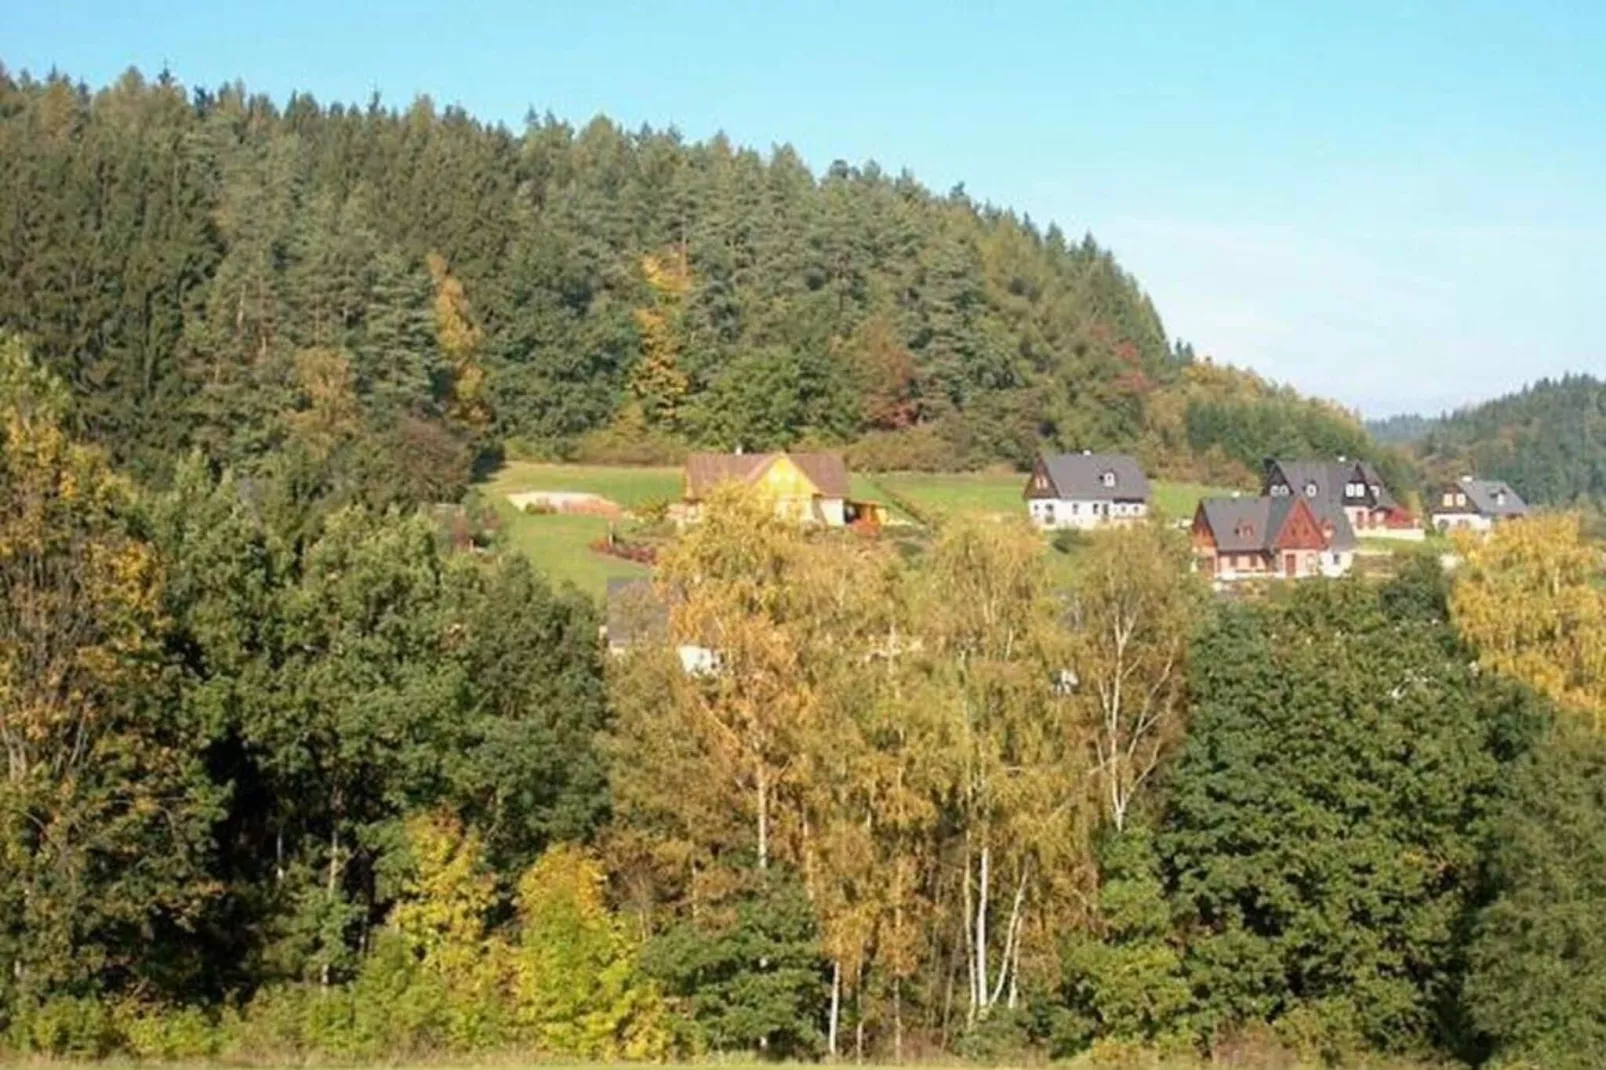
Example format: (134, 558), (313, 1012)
(1450, 512), (1606, 728)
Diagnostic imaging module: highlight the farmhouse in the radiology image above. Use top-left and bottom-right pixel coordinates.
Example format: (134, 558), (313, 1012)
(683, 450), (882, 527)
(1431, 476), (1529, 532)
(1191, 494), (1357, 584)
(1262, 457), (1420, 538)
(1023, 451), (1151, 530)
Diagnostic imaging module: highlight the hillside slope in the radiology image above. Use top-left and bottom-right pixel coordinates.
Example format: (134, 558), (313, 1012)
(0, 65), (1398, 493)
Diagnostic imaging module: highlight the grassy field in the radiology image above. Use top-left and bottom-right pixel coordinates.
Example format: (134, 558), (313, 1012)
(477, 462), (1242, 599)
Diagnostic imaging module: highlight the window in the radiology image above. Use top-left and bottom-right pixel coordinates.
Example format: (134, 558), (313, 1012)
(1305, 482), (1319, 497)
(1070, 502), (1080, 514)
(1442, 492), (1454, 508)
(1456, 493), (1466, 507)
(1270, 484), (1289, 496)
(1034, 473), (1048, 490)
(1101, 470), (1116, 488)
(1044, 502), (1055, 522)
(1369, 484), (1380, 499)
(1495, 491), (1506, 506)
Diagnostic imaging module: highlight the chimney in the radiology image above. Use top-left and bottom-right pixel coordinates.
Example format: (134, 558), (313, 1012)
(1231, 490), (1242, 498)
(734, 444), (744, 455)
(1082, 448), (1092, 456)
(1460, 474), (1473, 483)
(1337, 454), (1347, 462)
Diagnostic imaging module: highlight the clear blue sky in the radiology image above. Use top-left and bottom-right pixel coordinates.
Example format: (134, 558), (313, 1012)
(5, 1), (1603, 416)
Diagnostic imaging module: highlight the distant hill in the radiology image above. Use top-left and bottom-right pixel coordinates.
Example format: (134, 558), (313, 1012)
(0, 64), (1402, 495)
(1366, 412), (1441, 445)
(1398, 375), (1606, 505)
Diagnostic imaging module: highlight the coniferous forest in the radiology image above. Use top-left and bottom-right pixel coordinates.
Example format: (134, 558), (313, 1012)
(0, 66), (1402, 495)
(2, 65), (1606, 1069)
(1374, 374), (1606, 507)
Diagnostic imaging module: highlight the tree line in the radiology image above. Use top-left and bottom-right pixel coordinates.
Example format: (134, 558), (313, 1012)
(4, 329), (1606, 1066)
(0, 64), (1399, 491)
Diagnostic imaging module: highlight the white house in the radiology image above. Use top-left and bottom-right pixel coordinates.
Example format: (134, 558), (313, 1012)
(1431, 476), (1529, 533)
(1023, 451), (1151, 530)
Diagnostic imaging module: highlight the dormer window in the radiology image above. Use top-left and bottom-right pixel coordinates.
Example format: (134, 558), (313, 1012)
(1369, 484), (1380, 499)
(1235, 522), (1255, 539)
(1271, 484), (1289, 496)
(1495, 491), (1506, 506)
(1101, 471), (1116, 488)
(1304, 482), (1318, 497)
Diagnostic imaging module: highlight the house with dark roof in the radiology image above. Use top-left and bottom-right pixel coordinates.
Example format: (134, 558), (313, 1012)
(682, 451), (881, 527)
(1430, 476), (1529, 533)
(1262, 457), (1419, 538)
(1023, 451), (1152, 530)
(1191, 494), (1357, 584)
(603, 577), (718, 674)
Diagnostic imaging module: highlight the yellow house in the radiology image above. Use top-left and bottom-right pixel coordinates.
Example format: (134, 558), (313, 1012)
(682, 451), (883, 527)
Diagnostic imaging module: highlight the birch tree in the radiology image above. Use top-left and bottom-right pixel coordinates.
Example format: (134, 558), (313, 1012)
(918, 517), (1092, 1023)
(1450, 512), (1606, 730)
(1064, 524), (1200, 831)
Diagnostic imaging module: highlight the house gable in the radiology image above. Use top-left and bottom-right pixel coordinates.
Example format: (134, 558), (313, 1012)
(756, 454), (821, 501)
(1024, 457), (1056, 500)
(1190, 503), (1218, 550)
(1272, 498), (1329, 551)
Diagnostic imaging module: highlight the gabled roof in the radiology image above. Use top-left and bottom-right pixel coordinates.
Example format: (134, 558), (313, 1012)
(1197, 496), (1289, 553)
(1195, 494), (1357, 553)
(1266, 459), (1396, 510)
(684, 451), (851, 500)
(1038, 452), (1151, 502)
(1445, 477), (1529, 518)
(1303, 496), (1360, 551)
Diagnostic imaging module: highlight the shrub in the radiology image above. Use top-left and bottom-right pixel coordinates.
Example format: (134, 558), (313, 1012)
(112, 1001), (220, 1060)
(845, 423), (970, 472)
(9, 996), (116, 1057)
(513, 844), (670, 1058)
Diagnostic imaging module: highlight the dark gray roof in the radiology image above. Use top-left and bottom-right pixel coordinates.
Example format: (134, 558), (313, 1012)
(1039, 453), (1151, 502)
(1304, 497), (1359, 551)
(1447, 478), (1529, 518)
(1266, 459), (1396, 511)
(1196, 494), (1357, 553)
(1197, 497), (1289, 553)
(605, 577), (667, 649)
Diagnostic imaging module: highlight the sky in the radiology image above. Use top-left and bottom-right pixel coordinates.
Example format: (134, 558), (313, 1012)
(4, 1), (1603, 417)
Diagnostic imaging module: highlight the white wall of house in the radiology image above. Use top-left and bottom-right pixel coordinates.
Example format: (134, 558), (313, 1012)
(1028, 498), (1148, 530)
(1366, 527), (1426, 542)
(817, 497), (847, 527)
(1204, 548), (1349, 585)
(1432, 512), (1493, 533)
(1320, 550), (1355, 577)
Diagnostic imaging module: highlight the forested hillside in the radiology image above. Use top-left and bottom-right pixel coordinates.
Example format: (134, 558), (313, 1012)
(1394, 375), (1606, 506)
(0, 66), (1393, 492)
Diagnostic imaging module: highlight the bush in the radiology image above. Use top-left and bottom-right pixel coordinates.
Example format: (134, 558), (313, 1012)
(9, 996), (116, 1057)
(641, 869), (825, 1058)
(113, 1001), (220, 1060)
(574, 410), (688, 465)
(845, 423), (970, 472)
